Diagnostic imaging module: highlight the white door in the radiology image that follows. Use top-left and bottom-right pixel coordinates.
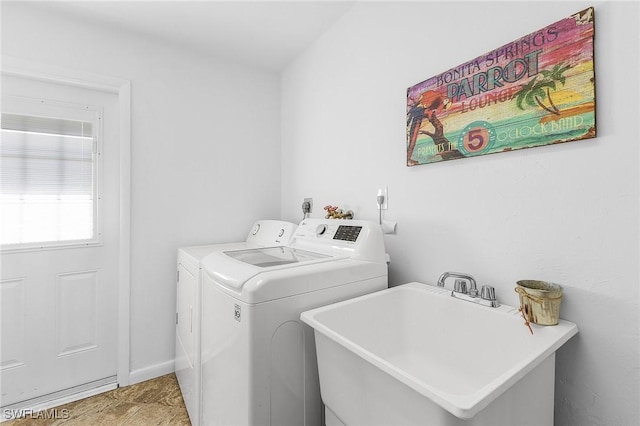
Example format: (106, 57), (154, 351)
(1, 74), (120, 407)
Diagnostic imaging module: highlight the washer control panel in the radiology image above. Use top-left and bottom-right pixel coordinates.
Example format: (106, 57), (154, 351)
(292, 219), (386, 263)
(333, 225), (362, 242)
(312, 223), (362, 242)
(315, 224), (328, 237)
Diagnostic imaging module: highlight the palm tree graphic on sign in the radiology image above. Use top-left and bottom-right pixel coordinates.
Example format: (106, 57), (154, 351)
(515, 62), (572, 115)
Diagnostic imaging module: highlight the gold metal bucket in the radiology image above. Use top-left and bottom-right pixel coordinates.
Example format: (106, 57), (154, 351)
(515, 280), (563, 326)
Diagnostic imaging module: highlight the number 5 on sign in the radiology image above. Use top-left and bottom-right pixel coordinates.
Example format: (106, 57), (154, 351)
(459, 121), (496, 155)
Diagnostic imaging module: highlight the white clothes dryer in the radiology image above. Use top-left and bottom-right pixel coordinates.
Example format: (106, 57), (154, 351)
(200, 219), (389, 426)
(175, 220), (297, 426)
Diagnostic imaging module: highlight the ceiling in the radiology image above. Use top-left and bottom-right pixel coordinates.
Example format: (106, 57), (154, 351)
(31, 0), (356, 72)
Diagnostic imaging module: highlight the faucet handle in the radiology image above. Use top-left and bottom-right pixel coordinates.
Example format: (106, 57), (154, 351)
(480, 285), (497, 301)
(453, 279), (468, 294)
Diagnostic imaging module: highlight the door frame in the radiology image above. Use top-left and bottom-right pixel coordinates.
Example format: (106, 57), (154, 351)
(2, 55), (132, 388)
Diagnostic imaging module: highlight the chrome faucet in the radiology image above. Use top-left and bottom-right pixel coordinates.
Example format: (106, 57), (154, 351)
(437, 272), (479, 296)
(437, 271), (499, 308)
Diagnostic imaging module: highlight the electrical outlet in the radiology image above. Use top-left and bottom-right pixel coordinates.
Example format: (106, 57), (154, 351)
(377, 187), (388, 210)
(303, 197), (313, 214)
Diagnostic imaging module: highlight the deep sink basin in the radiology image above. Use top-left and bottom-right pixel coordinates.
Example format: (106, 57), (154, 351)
(301, 282), (578, 425)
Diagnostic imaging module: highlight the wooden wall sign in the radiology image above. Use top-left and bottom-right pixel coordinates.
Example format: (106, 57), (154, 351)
(406, 7), (596, 166)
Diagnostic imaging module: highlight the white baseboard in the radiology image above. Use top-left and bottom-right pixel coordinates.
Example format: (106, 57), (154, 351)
(128, 359), (175, 385)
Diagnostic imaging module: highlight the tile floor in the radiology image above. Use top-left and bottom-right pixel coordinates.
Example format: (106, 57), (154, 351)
(4, 373), (190, 425)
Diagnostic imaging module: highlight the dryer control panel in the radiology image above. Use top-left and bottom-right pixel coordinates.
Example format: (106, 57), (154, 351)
(246, 220), (297, 246)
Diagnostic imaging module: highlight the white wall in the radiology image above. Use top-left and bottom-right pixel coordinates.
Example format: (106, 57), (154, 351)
(281, 2), (639, 425)
(2, 2), (282, 377)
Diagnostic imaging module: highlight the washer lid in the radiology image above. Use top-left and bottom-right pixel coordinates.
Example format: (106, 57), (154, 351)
(202, 246), (338, 290)
(223, 246), (330, 268)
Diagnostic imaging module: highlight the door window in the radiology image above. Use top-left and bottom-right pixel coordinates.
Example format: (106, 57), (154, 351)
(1, 96), (101, 250)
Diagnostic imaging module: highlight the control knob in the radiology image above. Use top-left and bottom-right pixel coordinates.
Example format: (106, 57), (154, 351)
(316, 224), (328, 236)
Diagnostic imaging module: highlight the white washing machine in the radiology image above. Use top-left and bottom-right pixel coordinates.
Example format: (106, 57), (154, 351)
(175, 220), (297, 426)
(200, 218), (389, 426)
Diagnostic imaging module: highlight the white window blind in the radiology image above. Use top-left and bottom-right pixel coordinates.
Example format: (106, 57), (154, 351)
(1, 98), (100, 249)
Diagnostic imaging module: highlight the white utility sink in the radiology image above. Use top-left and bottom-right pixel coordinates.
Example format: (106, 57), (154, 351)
(301, 282), (578, 426)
